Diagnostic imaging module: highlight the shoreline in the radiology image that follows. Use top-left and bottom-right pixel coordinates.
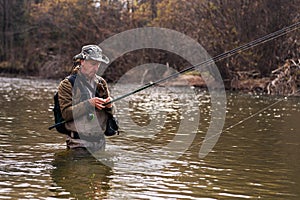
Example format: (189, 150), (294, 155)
(1, 73), (299, 97)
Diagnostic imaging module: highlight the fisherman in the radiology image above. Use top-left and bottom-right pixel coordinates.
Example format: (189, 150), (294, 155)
(57, 44), (115, 151)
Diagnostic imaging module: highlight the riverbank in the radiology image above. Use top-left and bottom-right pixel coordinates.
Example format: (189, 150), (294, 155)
(1, 59), (299, 96)
(0, 72), (39, 80)
(171, 59), (300, 96)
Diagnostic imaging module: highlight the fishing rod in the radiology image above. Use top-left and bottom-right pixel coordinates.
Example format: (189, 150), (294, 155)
(49, 21), (300, 130)
(103, 21), (300, 106)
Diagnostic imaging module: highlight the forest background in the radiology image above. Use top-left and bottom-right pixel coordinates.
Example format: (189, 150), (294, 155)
(0, 0), (299, 90)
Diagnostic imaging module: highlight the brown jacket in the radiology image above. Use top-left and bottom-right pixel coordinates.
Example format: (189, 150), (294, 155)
(57, 72), (115, 149)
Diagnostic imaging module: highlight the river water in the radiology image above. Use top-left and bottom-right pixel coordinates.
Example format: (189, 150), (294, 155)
(0, 76), (299, 199)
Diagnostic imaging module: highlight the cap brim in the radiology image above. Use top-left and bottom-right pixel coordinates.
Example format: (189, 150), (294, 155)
(89, 54), (110, 64)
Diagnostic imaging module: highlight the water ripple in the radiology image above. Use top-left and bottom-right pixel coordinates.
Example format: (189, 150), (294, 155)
(0, 77), (300, 199)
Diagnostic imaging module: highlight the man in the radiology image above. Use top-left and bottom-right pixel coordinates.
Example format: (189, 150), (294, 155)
(58, 44), (115, 151)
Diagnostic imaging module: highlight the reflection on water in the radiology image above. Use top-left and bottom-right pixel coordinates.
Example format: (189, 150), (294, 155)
(0, 76), (300, 199)
(51, 149), (112, 199)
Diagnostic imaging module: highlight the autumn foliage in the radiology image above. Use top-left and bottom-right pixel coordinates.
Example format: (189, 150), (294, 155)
(0, 0), (299, 81)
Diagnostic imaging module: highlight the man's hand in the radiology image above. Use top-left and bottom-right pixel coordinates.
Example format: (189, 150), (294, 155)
(104, 97), (113, 108)
(89, 97), (113, 110)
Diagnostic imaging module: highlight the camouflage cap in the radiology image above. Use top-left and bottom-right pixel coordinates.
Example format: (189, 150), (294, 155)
(81, 44), (110, 64)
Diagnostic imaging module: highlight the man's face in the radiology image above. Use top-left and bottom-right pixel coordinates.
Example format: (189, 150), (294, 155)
(81, 60), (101, 79)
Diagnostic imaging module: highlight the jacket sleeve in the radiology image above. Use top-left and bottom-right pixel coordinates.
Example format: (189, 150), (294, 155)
(96, 75), (116, 115)
(58, 78), (93, 121)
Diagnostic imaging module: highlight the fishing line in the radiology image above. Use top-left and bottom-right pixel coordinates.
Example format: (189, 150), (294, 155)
(114, 90), (300, 156)
(190, 88), (300, 150)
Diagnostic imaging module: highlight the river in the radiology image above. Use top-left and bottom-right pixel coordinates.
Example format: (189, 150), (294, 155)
(0, 76), (299, 199)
